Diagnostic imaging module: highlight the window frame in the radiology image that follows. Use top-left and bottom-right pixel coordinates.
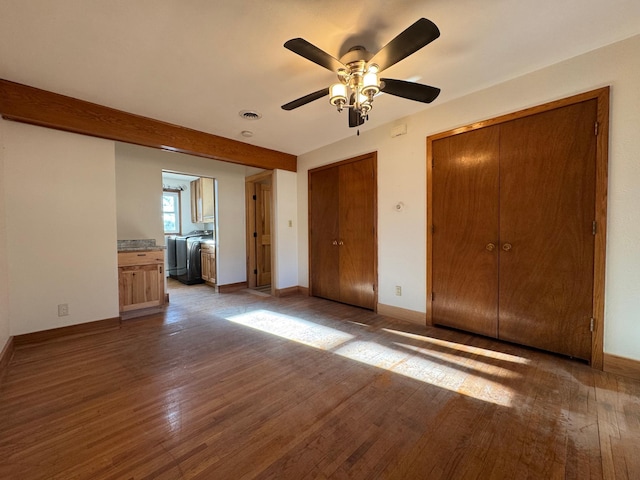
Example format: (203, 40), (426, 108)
(162, 189), (182, 235)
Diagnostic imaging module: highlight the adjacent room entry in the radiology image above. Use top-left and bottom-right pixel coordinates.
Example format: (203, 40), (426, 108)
(427, 88), (609, 364)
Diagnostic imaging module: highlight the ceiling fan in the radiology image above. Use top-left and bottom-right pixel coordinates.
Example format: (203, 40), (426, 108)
(281, 18), (441, 128)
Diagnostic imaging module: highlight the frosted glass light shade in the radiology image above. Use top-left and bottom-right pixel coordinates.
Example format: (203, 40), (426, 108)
(362, 72), (380, 95)
(329, 83), (348, 105)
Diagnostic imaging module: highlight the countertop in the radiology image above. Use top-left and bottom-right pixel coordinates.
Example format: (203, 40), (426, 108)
(117, 239), (165, 253)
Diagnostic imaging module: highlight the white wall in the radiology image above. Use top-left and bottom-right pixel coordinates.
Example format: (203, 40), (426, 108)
(297, 34), (640, 361)
(0, 120), (10, 349)
(273, 169), (298, 290)
(2, 120), (119, 335)
(115, 143), (253, 285)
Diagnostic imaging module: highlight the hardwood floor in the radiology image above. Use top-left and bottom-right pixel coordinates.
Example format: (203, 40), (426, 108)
(1, 279), (639, 479)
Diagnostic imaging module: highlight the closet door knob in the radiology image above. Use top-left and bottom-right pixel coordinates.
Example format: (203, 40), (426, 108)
(502, 243), (512, 251)
(486, 243), (496, 251)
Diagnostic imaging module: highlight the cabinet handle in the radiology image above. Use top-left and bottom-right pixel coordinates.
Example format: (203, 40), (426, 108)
(502, 243), (513, 251)
(486, 243), (496, 252)
(338, 240), (344, 246)
(137, 253), (147, 257)
(332, 240), (338, 246)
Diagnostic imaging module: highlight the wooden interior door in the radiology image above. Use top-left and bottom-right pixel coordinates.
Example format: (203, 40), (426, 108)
(339, 155), (376, 309)
(432, 127), (500, 336)
(309, 153), (377, 310)
(498, 100), (597, 360)
(309, 166), (340, 301)
(255, 183), (272, 287)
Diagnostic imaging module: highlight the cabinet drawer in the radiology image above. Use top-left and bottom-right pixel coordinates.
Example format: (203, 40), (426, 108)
(201, 244), (215, 254)
(118, 251), (164, 266)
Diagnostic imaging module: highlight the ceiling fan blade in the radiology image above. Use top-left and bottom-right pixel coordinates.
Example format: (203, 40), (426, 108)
(348, 94), (365, 128)
(284, 38), (346, 72)
(281, 87), (330, 111)
(380, 78), (441, 103)
(369, 18), (440, 72)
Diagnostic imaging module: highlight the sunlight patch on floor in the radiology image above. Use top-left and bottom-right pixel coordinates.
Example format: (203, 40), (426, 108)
(226, 310), (514, 407)
(382, 328), (531, 365)
(226, 310), (354, 350)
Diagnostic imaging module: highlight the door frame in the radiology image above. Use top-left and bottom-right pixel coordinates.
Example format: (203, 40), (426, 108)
(245, 170), (274, 293)
(426, 87), (609, 369)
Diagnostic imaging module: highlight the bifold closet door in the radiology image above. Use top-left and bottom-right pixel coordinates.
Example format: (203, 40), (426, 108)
(339, 156), (376, 309)
(431, 99), (597, 360)
(309, 166), (340, 302)
(498, 101), (596, 360)
(309, 154), (376, 310)
(432, 127), (500, 337)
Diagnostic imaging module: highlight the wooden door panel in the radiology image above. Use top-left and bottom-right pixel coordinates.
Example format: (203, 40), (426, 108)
(432, 128), (500, 336)
(498, 100), (597, 360)
(256, 183), (272, 286)
(119, 265), (162, 311)
(309, 167), (340, 301)
(339, 156), (376, 309)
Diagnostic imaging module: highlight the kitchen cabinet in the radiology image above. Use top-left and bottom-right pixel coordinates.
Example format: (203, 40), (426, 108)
(118, 250), (165, 315)
(191, 177), (215, 223)
(309, 153), (377, 310)
(431, 99), (597, 360)
(200, 242), (216, 286)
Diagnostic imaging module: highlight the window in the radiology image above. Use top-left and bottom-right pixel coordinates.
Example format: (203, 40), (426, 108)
(163, 190), (181, 234)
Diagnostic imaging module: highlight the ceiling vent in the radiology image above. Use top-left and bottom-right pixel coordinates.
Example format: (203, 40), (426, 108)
(239, 110), (262, 120)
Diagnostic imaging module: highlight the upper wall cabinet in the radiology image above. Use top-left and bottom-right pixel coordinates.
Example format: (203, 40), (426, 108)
(191, 177), (215, 223)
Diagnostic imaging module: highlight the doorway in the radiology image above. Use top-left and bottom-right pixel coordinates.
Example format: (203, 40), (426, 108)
(162, 170), (217, 290)
(245, 171), (273, 294)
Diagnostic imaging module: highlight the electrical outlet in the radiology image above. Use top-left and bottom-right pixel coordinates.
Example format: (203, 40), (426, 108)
(58, 304), (69, 317)
(395, 286), (402, 296)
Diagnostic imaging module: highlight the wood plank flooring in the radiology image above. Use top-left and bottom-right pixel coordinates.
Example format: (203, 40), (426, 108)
(1, 279), (639, 479)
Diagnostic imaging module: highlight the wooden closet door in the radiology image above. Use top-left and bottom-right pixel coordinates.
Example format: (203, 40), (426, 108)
(339, 155), (376, 309)
(498, 100), (597, 360)
(432, 127), (500, 336)
(309, 166), (340, 301)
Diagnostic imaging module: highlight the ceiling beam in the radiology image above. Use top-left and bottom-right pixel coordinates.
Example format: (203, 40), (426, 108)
(0, 79), (297, 172)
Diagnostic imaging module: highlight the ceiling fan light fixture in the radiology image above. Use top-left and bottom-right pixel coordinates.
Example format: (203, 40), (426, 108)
(362, 71), (380, 97)
(281, 18), (440, 128)
(329, 83), (348, 110)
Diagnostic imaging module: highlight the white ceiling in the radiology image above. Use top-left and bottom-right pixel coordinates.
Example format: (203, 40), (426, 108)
(1, 1), (640, 156)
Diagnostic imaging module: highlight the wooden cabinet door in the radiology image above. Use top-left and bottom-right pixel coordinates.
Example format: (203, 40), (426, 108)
(201, 249), (216, 284)
(118, 264), (163, 312)
(432, 127), (500, 337)
(190, 177), (215, 223)
(339, 155), (376, 309)
(190, 180), (199, 223)
(309, 166), (340, 302)
(200, 177), (215, 223)
(498, 101), (596, 360)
